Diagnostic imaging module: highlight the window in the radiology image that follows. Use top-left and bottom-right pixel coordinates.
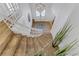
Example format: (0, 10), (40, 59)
(35, 3), (46, 18)
(41, 9), (45, 16)
(36, 9), (46, 17)
(36, 10), (40, 17)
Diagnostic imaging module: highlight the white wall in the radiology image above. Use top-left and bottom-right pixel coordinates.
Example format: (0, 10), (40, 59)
(59, 4), (79, 56)
(51, 3), (79, 55)
(0, 3), (9, 20)
(51, 4), (75, 38)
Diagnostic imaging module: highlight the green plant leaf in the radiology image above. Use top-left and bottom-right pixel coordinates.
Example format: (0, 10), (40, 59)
(54, 40), (77, 56)
(52, 20), (72, 47)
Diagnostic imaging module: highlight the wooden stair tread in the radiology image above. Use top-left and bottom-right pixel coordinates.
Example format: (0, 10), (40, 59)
(0, 22), (9, 34)
(0, 29), (12, 47)
(37, 34), (52, 48)
(0, 25), (8, 34)
(0, 32), (13, 55)
(1, 34), (21, 56)
(38, 35), (48, 46)
(44, 44), (56, 56)
(33, 37), (42, 55)
(37, 37), (44, 48)
(14, 36), (27, 56)
(27, 37), (35, 55)
(0, 21), (13, 54)
(42, 33), (52, 45)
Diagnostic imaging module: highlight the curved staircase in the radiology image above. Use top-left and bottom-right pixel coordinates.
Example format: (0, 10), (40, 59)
(0, 20), (56, 56)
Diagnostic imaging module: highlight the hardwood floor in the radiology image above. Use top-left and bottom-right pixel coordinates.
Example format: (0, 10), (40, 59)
(0, 21), (56, 56)
(32, 19), (54, 31)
